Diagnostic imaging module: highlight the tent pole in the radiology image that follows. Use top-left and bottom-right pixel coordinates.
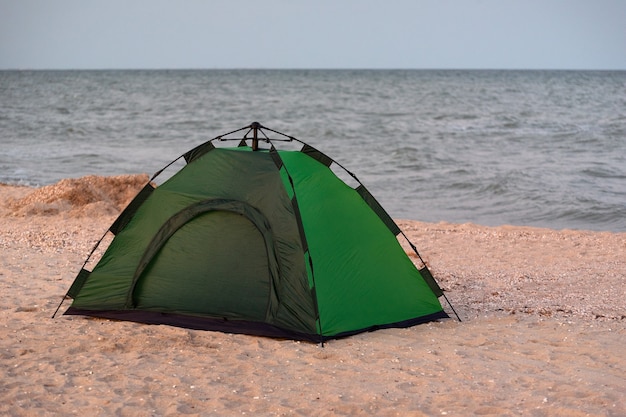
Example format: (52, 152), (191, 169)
(402, 231), (462, 322)
(251, 121), (260, 151)
(442, 293), (461, 322)
(51, 296), (68, 318)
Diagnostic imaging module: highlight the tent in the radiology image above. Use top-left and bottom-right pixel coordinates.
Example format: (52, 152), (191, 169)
(55, 123), (454, 342)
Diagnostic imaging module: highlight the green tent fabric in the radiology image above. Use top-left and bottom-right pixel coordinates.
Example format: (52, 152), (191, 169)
(60, 123), (449, 342)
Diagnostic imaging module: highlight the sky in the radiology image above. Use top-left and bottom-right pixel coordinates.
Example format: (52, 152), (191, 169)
(1, 0), (625, 70)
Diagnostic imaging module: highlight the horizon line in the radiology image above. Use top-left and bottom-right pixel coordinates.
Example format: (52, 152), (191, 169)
(2, 67), (625, 72)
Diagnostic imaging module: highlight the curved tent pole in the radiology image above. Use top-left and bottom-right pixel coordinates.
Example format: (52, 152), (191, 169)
(51, 227), (111, 318)
(54, 122), (461, 324)
(267, 144), (326, 345)
(241, 122), (462, 321)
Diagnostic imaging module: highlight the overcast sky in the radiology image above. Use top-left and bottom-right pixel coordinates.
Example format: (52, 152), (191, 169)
(1, 0), (624, 70)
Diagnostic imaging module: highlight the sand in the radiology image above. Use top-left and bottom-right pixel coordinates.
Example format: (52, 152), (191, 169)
(1, 176), (624, 416)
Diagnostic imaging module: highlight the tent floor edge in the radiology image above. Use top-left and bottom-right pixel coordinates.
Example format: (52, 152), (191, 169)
(63, 308), (322, 343)
(322, 310), (450, 341)
(62, 308), (449, 343)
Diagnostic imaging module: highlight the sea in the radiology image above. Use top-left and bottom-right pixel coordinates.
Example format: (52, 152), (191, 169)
(1, 69), (625, 232)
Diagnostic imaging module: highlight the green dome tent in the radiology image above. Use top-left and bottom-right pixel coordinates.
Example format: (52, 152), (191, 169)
(55, 123), (454, 342)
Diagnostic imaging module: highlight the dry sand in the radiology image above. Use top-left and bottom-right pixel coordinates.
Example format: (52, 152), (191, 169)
(1, 176), (624, 416)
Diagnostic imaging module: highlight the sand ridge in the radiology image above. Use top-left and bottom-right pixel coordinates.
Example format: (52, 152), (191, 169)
(4, 174), (150, 218)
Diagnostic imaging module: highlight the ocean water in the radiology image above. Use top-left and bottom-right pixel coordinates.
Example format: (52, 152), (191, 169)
(1, 69), (625, 232)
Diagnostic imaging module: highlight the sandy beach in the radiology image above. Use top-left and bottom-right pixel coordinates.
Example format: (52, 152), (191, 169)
(1, 175), (624, 416)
